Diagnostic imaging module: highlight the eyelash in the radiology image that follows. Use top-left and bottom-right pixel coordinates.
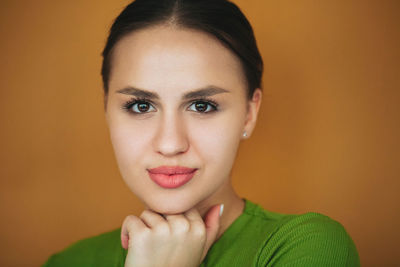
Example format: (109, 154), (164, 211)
(122, 97), (219, 115)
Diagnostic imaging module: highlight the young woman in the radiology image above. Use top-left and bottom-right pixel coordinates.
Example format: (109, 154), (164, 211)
(43, 0), (360, 266)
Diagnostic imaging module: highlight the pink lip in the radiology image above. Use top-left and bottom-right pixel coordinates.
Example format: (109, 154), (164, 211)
(147, 166), (197, 189)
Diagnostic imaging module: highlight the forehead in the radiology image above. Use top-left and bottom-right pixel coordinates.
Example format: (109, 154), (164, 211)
(108, 25), (247, 96)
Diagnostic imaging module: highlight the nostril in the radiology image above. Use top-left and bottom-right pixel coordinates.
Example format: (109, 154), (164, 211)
(154, 130), (189, 157)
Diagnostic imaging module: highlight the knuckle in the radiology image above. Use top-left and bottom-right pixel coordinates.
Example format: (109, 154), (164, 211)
(133, 227), (150, 242)
(123, 215), (149, 235)
(139, 210), (151, 218)
(154, 222), (170, 235)
(172, 218), (190, 233)
(126, 214), (137, 221)
(191, 222), (206, 237)
(123, 215), (138, 228)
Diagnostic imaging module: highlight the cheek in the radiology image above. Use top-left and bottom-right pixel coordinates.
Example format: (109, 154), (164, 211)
(189, 113), (243, 169)
(108, 118), (155, 169)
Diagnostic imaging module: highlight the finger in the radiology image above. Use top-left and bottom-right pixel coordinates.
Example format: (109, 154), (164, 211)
(200, 204), (223, 261)
(140, 209), (167, 229)
(184, 208), (203, 222)
(165, 214), (190, 234)
(121, 215), (147, 250)
(184, 208), (206, 236)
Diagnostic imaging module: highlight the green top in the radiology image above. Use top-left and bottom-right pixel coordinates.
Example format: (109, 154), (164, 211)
(42, 199), (360, 266)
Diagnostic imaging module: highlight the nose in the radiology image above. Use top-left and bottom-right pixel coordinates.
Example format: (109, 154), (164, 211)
(153, 111), (189, 157)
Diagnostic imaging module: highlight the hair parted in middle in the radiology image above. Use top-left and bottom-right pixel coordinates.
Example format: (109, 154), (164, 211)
(101, 0), (263, 102)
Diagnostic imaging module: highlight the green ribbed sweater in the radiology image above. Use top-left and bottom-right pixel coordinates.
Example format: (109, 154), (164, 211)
(42, 199), (360, 266)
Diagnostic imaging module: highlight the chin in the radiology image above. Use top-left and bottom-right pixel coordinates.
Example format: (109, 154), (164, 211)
(142, 193), (201, 215)
(149, 203), (189, 215)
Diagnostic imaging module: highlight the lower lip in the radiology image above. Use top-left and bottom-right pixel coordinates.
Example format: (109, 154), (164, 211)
(148, 170), (197, 189)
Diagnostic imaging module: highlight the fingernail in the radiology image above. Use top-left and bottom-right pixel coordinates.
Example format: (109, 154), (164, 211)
(219, 204), (224, 217)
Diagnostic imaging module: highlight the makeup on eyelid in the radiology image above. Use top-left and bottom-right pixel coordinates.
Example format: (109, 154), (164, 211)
(121, 97), (220, 114)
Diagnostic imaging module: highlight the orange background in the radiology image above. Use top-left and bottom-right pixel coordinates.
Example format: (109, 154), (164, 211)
(1, 1), (399, 266)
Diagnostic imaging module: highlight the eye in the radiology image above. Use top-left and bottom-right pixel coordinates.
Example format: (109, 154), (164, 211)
(188, 100), (218, 113)
(123, 99), (156, 114)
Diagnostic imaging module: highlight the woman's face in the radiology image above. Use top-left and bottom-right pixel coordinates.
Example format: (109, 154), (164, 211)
(105, 25), (259, 214)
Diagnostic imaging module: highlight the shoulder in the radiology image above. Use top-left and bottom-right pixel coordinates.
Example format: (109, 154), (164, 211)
(42, 228), (125, 267)
(258, 211), (360, 266)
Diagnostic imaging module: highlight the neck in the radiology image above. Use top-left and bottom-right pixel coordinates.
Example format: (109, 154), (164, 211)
(195, 179), (245, 240)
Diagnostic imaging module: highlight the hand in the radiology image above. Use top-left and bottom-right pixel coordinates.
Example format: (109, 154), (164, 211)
(121, 204), (223, 267)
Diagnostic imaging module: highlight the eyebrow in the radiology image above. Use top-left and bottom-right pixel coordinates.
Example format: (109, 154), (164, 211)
(116, 85), (230, 100)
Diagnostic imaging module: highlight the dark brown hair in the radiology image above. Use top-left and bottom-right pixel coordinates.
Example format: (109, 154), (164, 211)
(101, 0), (263, 100)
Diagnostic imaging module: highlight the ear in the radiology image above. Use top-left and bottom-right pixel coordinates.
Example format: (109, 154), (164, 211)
(243, 89), (262, 139)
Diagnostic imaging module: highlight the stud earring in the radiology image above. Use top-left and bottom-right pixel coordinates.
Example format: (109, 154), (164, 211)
(243, 131), (248, 138)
